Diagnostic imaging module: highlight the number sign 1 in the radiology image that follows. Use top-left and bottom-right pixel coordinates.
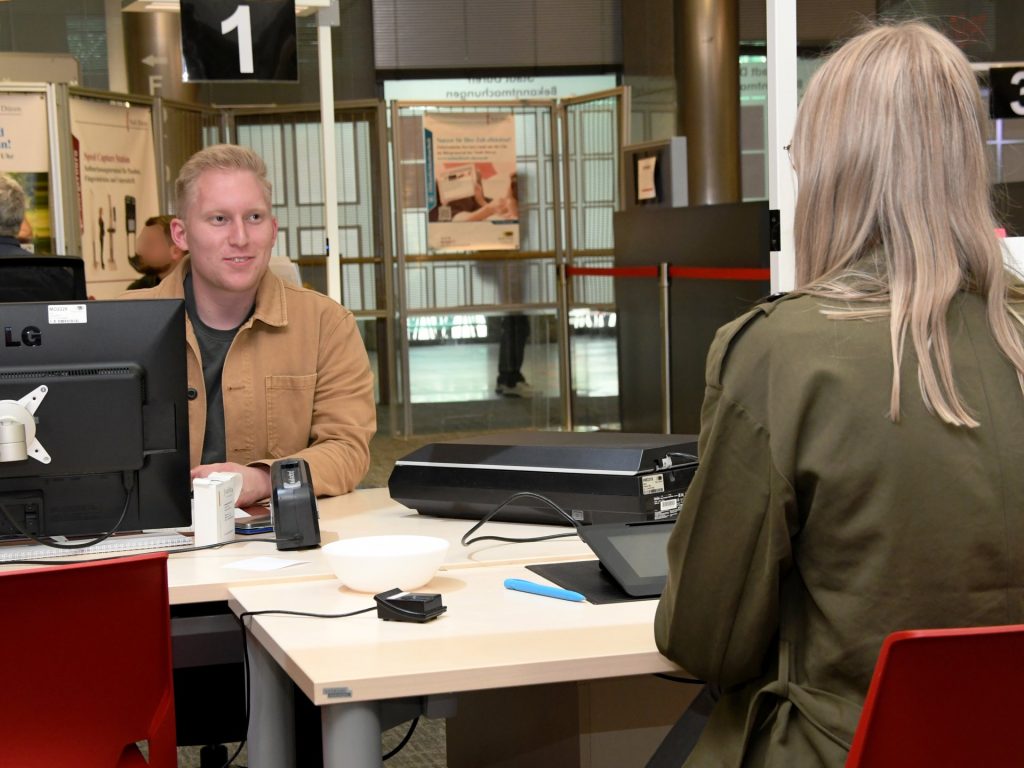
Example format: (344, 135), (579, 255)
(179, 0), (297, 82)
(221, 5), (254, 75)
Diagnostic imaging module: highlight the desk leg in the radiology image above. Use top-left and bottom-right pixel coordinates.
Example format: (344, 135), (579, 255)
(246, 629), (296, 768)
(322, 700), (382, 768)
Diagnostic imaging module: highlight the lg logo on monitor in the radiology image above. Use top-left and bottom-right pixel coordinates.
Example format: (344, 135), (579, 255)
(3, 326), (42, 347)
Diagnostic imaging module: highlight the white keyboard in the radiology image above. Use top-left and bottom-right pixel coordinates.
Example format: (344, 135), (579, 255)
(0, 532), (194, 563)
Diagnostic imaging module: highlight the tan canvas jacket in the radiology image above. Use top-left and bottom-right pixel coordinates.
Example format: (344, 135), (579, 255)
(655, 290), (1024, 767)
(124, 257), (375, 496)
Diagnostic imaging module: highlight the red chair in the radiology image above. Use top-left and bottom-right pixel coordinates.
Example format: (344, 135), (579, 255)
(0, 552), (176, 767)
(846, 624), (1024, 767)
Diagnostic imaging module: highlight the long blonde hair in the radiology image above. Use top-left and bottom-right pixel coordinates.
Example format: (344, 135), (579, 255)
(791, 20), (1024, 427)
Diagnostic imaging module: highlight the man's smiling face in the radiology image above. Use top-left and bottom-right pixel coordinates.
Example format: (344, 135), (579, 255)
(171, 168), (278, 302)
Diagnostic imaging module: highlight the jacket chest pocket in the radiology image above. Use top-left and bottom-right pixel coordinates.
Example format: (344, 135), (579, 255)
(265, 373), (316, 457)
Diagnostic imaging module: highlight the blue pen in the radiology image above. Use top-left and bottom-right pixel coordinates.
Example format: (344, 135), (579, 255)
(504, 578), (586, 603)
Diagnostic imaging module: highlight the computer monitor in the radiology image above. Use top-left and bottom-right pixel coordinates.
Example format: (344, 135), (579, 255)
(0, 257), (88, 302)
(0, 299), (190, 539)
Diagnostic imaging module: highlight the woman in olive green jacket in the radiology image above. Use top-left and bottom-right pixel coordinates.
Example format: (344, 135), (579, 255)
(654, 21), (1024, 767)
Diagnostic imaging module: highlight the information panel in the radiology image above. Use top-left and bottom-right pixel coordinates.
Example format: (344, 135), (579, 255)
(423, 113), (519, 253)
(0, 92), (52, 253)
(69, 98), (159, 298)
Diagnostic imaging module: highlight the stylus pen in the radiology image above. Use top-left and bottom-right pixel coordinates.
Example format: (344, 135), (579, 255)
(503, 578), (585, 603)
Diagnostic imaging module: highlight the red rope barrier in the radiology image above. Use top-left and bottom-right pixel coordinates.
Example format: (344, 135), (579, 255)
(669, 267), (770, 282)
(565, 265), (770, 281)
(566, 266), (659, 278)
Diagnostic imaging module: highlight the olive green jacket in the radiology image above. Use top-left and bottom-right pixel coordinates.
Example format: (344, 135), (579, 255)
(654, 291), (1024, 767)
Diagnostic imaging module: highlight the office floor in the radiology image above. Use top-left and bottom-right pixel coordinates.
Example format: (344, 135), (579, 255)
(374, 335), (621, 436)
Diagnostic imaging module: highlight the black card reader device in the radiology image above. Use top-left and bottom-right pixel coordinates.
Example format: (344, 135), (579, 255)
(374, 588), (447, 623)
(270, 458), (320, 550)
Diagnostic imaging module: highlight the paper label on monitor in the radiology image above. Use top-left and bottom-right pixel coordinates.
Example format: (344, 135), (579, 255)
(47, 304), (88, 324)
(641, 473), (665, 494)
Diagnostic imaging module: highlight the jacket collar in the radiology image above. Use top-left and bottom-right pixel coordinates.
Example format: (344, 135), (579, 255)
(165, 255), (288, 328)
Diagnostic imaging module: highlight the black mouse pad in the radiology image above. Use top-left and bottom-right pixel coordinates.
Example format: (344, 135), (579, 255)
(526, 560), (658, 605)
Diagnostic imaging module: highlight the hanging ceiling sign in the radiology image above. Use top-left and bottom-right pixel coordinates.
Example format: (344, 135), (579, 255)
(990, 67), (1024, 119)
(180, 0), (298, 82)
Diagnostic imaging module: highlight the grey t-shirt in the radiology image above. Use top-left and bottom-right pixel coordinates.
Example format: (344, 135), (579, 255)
(183, 273), (252, 464)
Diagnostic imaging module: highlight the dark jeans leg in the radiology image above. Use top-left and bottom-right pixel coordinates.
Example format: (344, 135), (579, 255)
(497, 314), (530, 386)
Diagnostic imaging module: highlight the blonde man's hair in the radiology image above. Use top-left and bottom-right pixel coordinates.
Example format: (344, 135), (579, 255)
(791, 20), (1024, 427)
(175, 144), (272, 216)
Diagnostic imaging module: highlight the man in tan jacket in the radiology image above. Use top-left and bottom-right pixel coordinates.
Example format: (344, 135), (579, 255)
(130, 144), (375, 505)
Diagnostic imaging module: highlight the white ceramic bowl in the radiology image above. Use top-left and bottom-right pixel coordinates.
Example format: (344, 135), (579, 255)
(322, 535), (449, 593)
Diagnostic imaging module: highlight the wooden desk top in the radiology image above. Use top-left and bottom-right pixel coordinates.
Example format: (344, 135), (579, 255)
(229, 561), (680, 706)
(2, 488), (597, 605)
(165, 539), (334, 604)
(317, 487), (595, 570)
(170, 488), (594, 603)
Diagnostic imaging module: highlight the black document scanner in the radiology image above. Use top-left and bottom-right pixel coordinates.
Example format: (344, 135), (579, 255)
(388, 431), (698, 526)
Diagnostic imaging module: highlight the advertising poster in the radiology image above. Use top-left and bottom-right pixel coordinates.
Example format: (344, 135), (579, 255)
(0, 92), (53, 253)
(424, 113), (519, 252)
(70, 98), (159, 298)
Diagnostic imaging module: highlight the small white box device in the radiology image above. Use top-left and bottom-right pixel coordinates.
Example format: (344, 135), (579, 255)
(437, 164), (476, 205)
(192, 471), (242, 546)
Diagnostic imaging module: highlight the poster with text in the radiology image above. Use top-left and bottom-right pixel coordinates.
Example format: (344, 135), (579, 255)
(70, 98), (159, 298)
(424, 113), (519, 252)
(0, 92), (53, 253)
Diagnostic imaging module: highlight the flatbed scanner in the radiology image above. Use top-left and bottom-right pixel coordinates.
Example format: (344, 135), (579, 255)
(388, 431), (698, 526)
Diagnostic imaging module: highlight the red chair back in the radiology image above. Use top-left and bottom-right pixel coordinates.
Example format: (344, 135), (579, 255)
(847, 624), (1024, 767)
(0, 552), (176, 767)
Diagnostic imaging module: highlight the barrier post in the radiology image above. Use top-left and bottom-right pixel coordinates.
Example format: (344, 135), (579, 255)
(557, 261), (574, 430)
(659, 262), (672, 434)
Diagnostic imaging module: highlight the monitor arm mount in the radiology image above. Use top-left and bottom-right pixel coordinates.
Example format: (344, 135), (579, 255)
(0, 386), (51, 464)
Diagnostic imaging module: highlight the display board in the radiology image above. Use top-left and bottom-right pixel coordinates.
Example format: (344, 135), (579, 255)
(69, 98), (159, 298)
(423, 112), (519, 252)
(0, 91), (53, 253)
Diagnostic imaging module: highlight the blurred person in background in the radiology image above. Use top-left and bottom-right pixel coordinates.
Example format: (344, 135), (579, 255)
(127, 214), (186, 289)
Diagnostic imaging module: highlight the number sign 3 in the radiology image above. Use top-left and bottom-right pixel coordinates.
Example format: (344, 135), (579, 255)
(180, 0), (298, 82)
(990, 67), (1024, 119)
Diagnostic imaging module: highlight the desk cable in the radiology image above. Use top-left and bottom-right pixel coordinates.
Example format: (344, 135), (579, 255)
(167, 534), (304, 554)
(460, 491), (583, 546)
(228, 606), (374, 768)
(665, 451), (699, 463)
(654, 672), (706, 685)
(0, 472), (134, 550)
(232, 593), (432, 766)
(0, 534), (305, 568)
